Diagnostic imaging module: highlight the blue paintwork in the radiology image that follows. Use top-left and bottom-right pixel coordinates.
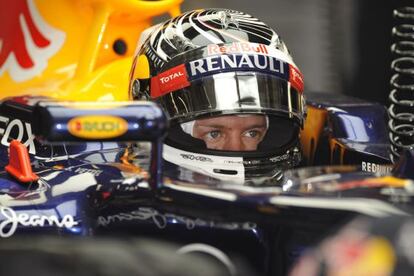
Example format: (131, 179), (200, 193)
(306, 92), (392, 165)
(0, 95), (412, 275)
(328, 105), (389, 144)
(34, 102), (167, 142)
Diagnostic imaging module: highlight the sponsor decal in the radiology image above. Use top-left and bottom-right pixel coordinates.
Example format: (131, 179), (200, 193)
(0, 206), (78, 238)
(65, 167), (103, 177)
(0, 0), (65, 82)
(289, 64), (304, 92)
(325, 236), (395, 276)
(207, 42), (268, 55)
(74, 167), (102, 177)
(187, 53), (288, 81)
(224, 160), (244, 164)
(381, 187), (412, 204)
(151, 64), (190, 98)
(269, 153), (290, 163)
(180, 153), (213, 162)
(291, 232), (395, 276)
(361, 161), (392, 174)
(67, 115), (128, 139)
(0, 116), (36, 154)
(98, 207), (256, 231)
(150, 53), (304, 98)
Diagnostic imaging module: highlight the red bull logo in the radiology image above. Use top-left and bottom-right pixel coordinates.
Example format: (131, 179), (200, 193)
(0, 0), (65, 82)
(207, 42), (268, 56)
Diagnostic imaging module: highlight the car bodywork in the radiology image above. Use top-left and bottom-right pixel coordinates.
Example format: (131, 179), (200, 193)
(0, 93), (412, 276)
(0, 0), (182, 101)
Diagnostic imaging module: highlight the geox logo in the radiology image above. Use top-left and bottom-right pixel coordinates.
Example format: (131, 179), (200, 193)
(180, 154), (213, 162)
(187, 54), (288, 80)
(0, 116), (36, 154)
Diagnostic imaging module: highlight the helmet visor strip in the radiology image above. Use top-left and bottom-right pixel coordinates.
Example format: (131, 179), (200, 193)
(153, 71), (305, 126)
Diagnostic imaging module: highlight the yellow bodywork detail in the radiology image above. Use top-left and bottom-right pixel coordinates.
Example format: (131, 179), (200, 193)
(329, 139), (346, 165)
(300, 106), (328, 165)
(364, 176), (411, 188)
(133, 55), (150, 80)
(0, 0), (182, 101)
(58, 57), (133, 101)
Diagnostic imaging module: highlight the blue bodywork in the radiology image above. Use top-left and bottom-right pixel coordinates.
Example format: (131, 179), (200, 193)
(0, 94), (412, 275)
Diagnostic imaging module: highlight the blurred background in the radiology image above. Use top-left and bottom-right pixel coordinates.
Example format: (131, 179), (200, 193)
(176, 0), (413, 105)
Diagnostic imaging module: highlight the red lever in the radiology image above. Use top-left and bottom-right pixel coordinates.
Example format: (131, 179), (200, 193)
(5, 140), (38, 183)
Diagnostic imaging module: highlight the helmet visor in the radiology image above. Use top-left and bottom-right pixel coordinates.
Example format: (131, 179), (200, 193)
(153, 72), (305, 126)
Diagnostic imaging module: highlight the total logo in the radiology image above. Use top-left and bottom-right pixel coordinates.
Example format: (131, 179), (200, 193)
(159, 71), (184, 84)
(68, 115), (128, 139)
(151, 64), (190, 98)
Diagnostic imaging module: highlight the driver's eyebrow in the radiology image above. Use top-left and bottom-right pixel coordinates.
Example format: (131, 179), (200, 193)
(196, 123), (267, 129)
(240, 124), (267, 131)
(242, 124), (267, 129)
(195, 124), (226, 129)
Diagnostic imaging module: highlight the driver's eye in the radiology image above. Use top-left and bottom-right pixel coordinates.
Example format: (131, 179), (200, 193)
(245, 130), (260, 138)
(206, 130), (221, 139)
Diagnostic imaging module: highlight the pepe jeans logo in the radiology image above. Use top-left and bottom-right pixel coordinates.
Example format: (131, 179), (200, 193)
(68, 115), (128, 139)
(0, 207), (78, 238)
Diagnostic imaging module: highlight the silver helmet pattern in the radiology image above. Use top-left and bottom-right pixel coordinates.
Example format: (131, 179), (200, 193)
(130, 9), (305, 182)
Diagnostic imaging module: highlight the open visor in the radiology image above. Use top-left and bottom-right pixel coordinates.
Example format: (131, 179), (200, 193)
(151, 71), (305, 126)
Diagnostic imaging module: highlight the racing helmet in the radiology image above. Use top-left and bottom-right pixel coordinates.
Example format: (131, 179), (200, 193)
(130, 9), (305, 181)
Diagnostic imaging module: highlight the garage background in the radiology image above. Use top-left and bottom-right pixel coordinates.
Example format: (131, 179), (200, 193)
(178, 0), (413, 105)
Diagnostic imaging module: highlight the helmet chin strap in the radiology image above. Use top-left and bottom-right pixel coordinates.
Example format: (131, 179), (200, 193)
(163, 143), (301, 184)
